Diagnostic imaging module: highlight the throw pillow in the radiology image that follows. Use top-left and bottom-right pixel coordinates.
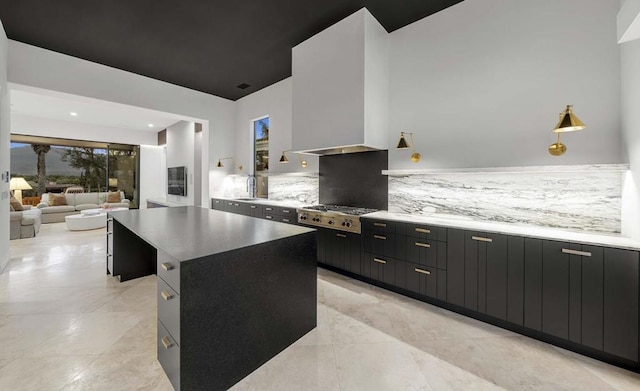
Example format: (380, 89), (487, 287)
(49, 193), (67, 206)
(106, 192), (121, 203)
(9, 196), (24, 211)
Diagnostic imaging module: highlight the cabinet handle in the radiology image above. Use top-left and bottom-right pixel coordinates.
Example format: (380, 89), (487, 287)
(107, 218), (113, 222)
(250, 205), (257, 209)
(160, 290), (174, 301)
(266, 207), (273, 211)
(266, 215), (273, 219)
(415, 228), (431, 234)
(373, 258), (387, 264)
(374, 235), (387, 240)
(107, 232), (113, 235)
(161, 336), (173, 350)
(336, 233), (347, 238)
(282, 219), (290, 223)
(282, 210), (291, 214)
(415, 242), (431, 248)
(414, 268), (431, 275)
(161, 262), (174, 271)
(374, 222), (387, 227)
(472, 236), (493, 243)
(562, 248), (592, 257)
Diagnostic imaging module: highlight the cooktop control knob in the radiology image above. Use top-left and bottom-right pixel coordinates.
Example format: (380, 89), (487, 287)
(328, 220), (334, 225)
(345, 220), (352, 228)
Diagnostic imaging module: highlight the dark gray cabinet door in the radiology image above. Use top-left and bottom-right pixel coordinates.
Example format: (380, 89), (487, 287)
(568, 244), (582, 344)
(507, 236), (525, 326)
(524, 238), (543, 331)
(486, 234), (508, 321)
(464, 231), (479, 311)
(581, 245), (603, 351)
(603, 248), (639, 361)
(406, 238), (439, 268)
(542, 240), (570, 339)
(446, 229), (465, 307)
(405, 263), (437, 298)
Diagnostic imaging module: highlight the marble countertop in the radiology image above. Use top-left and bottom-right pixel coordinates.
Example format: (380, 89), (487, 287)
(110, 206), (315, 261)
(364, 211), (640, 251)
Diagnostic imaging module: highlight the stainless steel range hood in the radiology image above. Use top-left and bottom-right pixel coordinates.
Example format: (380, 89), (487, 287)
(291, 8), (389, 155)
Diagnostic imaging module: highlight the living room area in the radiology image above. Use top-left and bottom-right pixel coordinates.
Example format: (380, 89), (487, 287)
(7, 85), (204, 240)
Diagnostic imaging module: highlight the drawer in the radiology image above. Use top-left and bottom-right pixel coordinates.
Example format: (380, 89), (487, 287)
(158, 250), (180, 294)
(248, 204), (263, 218)
(365, 232), (403, 258)
(403, 223), (447, 242)
(364, 219), (397, 234)
(405, 263), (438, 299)
(405, 238), (446, 269)
(263, 213), (278, 221)
(158, 321), (180, 391)
(263, 206), (277, 214)
(107, 217), (113, 232)
(362, 253), (397, 286)
(158, 277), (180, 345)
(279, 207), (297, 217)
(211, 198), (224, 210)
(280, 216), (295, 224)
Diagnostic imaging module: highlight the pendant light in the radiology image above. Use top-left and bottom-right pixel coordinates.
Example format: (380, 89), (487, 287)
(396, 132), (421, 163)
(216, 157), (243, 170)
(279, 150), (307, 168)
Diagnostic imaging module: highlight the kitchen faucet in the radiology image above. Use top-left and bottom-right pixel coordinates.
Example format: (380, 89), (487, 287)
(246, 175), (257, 198)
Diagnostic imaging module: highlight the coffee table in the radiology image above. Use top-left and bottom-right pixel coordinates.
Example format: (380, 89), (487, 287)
(66, 207), (128, 231)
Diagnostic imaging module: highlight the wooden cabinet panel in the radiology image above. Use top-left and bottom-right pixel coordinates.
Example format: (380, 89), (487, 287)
(581, 245), (603, 351)
(486, 234), (508, 321)
(446, 229), (465, 307)
(542, 240), (570, 340)
(603, 248), (639, 361)
(507, 236), (525, 326)
(524, 238), (543, 331)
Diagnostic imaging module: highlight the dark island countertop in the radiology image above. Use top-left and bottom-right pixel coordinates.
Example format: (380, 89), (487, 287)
(109, 206), (315, 262)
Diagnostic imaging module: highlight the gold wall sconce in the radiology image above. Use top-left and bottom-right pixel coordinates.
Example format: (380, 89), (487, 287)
(548, 105), (586, 156)
(279, 150), (308, 168)
(396, 132), (421, 163)
(216, 157), (243, 171)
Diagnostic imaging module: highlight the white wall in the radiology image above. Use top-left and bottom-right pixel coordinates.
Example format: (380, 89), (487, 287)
(0, 22), (9, 272)
(621, 38), (640, 240)
(8, 41), (236, 207)
(388, 0), (622, 169)
(11, 113), (157, 146)
(166, 121), (195, 205)
(139, 145), (165, 209)
(232, 78), (318, 180)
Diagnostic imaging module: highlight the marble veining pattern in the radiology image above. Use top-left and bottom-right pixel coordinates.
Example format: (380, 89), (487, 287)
(389, 170), (623, 233)
(268, 173), (319, 206)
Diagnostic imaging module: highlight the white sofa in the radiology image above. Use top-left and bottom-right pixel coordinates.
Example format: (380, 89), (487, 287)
(37, 191), (130, 224)
(10, 205), (42, 239)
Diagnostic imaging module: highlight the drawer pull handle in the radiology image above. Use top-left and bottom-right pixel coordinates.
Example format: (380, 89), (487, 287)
(250, 205), (257, 209)
(373, 258), (387, 264)
(160, 290), (174, 301)
(414, 268), (431, 275)
(266, 216), (273, 219)
(161, 336), (173, 350)
(107, 232), (113, 235)
(161, 262), (174, 271)
(374, 222), (387, 227)
(415, 228), (431, 234)
(266, 207), (273, 211)
(282, 210), (290, 214)
(562, 248), (592, 257)
(472, 236), (493, 243)
(374, 235), (387, 240)
(282, 219), (290, 223)
(107, 218), (113, 222)
(415, 242), (431, 248)
(336, 233), (347, 238)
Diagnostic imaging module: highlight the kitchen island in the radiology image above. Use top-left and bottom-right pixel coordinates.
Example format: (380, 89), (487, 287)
(107, 206), (317, 391)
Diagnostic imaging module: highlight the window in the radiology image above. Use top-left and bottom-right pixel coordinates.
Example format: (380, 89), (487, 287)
(253, 116), (269, 198)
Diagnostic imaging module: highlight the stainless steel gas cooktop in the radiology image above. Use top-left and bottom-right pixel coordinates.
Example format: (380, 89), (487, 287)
(296, 205), (379, 234)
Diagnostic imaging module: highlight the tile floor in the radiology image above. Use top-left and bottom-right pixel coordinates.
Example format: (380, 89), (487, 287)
(3, 223), (640, 390)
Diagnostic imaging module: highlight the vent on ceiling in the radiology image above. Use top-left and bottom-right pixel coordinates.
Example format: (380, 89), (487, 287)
(237, 83), (251, 90)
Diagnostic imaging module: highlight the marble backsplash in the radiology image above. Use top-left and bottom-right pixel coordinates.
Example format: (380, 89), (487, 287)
(387, 166), (625, 234)
(220, 173), (319, 206)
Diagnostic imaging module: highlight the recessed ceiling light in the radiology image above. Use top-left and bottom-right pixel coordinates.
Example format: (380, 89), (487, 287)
(148, 123), (154, 127)
(70, 112), (78, 116)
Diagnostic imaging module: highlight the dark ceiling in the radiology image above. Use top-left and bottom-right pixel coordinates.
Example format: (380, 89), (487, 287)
(0, 1), (463, 101)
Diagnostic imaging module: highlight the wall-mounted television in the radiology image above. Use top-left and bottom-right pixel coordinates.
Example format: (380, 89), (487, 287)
(168, 166), (187, 196)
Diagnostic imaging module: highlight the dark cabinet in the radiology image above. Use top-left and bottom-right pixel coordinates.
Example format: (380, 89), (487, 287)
(541, 240), (570, 339)
(446, 228), (465, 307)
(322, 230), (361, 274)
(485, 234), (508, 320)
(578, 245), (604, 350)
(406, 238), (445, 269)
(211, 198), (224, 210)
(507, 236), (525, 326)
(405, 262), (438, 299)
(362, 253), (397, 286)
(603, 248), (639, 361)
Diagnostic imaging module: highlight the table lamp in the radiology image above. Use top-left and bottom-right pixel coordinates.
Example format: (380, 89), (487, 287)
(10, 177), (33, 204)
